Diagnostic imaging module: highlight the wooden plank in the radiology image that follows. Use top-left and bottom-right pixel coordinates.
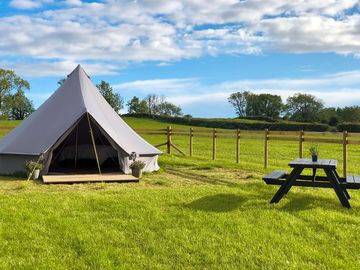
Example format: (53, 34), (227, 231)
(346, 175), (355, 183)
(304, 131), (342, 137)
(354, 175), (360, 184)
(303, 138), (343, 144)
(264, 170), (287, 180)
(289, 158), (338, 168)
(212, 128), (216, 160)
(268, 136), (299, 142)
(193, 134), (212, 138)
(42, 174), (139, 184)
(264, 129), (269, 169)
(343, 131), (348, 178)
(268, 131), (300, 135)
(189, 128), (193, 157)
(236, 129), (240, 164)
(216, 135), (237, 139)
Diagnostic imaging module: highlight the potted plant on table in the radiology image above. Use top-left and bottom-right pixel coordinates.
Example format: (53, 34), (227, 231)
(309, 145), (319, 162)
(25, 161), (44, 180)
(130, 160), (146, 178)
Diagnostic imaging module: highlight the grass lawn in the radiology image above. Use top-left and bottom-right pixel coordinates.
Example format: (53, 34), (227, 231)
(1, 118), (360, 269)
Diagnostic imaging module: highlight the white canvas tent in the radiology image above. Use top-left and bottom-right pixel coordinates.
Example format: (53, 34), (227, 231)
(0, 65), (161, 175)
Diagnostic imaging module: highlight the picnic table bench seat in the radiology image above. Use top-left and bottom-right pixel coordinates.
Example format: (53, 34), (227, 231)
(263, 170), (287, 185)
(264, 170), (360, 190)
(345, 175), (360, 190)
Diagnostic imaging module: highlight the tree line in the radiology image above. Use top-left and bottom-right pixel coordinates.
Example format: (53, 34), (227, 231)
(2, 67), (359, 125)
(228, 91), (360, 124)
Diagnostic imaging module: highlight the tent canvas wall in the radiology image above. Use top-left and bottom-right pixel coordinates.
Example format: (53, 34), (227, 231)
(0, 65), (161, 175)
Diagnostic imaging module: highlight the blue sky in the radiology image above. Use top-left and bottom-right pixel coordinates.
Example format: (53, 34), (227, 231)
(1, 0), (360, 117)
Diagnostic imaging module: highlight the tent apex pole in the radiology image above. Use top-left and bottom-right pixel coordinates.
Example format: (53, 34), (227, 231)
(87, 113), (102, 175)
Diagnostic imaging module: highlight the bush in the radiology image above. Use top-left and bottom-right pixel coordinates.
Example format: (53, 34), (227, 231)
(123, 113), (329, 131)
(238, 116), (278, 122)
(25, 161), (43, 172)
(130, 160), (146, 170)
(337, 123), (360, 132)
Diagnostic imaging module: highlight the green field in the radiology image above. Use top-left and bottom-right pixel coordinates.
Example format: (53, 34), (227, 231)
(1, 118), (360, 269)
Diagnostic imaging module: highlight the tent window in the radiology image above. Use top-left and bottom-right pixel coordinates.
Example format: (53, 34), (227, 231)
(48, 115), (120, 174)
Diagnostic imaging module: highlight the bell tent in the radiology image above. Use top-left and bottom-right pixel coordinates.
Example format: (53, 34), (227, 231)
(0, 65), (161, 175)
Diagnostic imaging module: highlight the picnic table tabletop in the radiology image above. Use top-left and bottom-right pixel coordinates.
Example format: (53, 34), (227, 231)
(289, 158), (338, 168)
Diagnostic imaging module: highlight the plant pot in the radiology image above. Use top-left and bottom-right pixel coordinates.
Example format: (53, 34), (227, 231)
(312, 155), (318, 162)
(32, 169), (40, 180)
(131, 168), (142, 178)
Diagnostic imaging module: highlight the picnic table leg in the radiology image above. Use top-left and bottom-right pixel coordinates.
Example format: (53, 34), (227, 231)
(334, 170), (351, 199)
(324, 168), (351, 208)
(270, 167), (303, 204)
(312, 168), (316, 182)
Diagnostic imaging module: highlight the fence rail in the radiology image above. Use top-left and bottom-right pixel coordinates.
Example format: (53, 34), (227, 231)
(135, 127), (360, 177)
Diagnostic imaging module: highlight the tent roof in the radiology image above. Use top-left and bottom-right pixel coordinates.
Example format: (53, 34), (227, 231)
(0, 65), (162, 156)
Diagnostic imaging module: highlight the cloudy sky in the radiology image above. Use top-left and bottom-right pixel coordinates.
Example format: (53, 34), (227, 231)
(1, 0), (360, 117)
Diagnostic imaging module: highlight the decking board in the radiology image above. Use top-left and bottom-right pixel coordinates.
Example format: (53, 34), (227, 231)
(42, 174), (139, 184)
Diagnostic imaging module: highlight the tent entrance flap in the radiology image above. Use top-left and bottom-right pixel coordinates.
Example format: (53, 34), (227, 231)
(48, 114), (121, 174)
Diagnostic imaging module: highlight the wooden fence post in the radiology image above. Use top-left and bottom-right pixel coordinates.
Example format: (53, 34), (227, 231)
(343, 130), (348, 177)
(189, 128), (193, 157)
(212, 128), (217, 160)
(236, 129), (240, 164)
(167, 126), (172, 154)
(264, 129), (269, 168)
(299, 130), (304, 158)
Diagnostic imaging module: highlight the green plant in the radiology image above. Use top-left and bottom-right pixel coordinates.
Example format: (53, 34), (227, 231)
(309, 145), (318, 156)
(130, 160), (146, 170)
(25, 161), (43, 172)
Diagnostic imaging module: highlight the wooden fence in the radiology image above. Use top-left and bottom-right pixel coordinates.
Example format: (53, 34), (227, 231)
(135, 127), (360, 177)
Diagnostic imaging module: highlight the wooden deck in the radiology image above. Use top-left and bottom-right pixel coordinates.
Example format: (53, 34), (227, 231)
(42, 173), (139, 184)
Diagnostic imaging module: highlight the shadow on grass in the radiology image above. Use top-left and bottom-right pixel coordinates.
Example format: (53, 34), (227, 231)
(279, 193), (347, 212)
(186, 193), (246, 212)
(166, 168), (241, 187)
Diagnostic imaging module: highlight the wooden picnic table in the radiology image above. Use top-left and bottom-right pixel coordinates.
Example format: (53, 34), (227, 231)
(263, 158), (360, 208)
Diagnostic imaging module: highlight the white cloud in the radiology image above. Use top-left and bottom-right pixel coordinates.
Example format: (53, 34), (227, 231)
(10, 0), (52, 10)
(114, 78), (201, 94)
(0, 60), (120, 77)
(2, 0), (360, 74)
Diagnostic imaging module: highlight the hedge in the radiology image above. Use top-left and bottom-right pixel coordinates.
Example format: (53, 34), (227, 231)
(337, 123), (360, 132)
(122, 113), (330, 132)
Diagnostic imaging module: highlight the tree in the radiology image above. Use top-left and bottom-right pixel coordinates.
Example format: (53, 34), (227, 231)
(228, 91), (250, 117)
(143, 94), (182, 116)
(127, 96), (149, 114)
(0, 68), (30, 113)
(144, 94), (165, 115)
(3, 89), (34, 120)
(337, 106), (360, 123)
(318, 107), (338, 125)
(286, 93), (324, 122)
(96, 80), (124, 113)
(228, 91), (283, 118)
(157, 101), (182, 116)
(246, 93), (283, 118)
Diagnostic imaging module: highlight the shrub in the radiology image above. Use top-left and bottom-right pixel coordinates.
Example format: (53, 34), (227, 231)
(337, 123), (360, 132)
(123, 113), (329, 131)
(25, 161), (43, 172)
(130, 160), (146, 170)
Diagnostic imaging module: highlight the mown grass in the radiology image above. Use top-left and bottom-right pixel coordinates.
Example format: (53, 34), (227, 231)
(1, 118), (360, 269)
